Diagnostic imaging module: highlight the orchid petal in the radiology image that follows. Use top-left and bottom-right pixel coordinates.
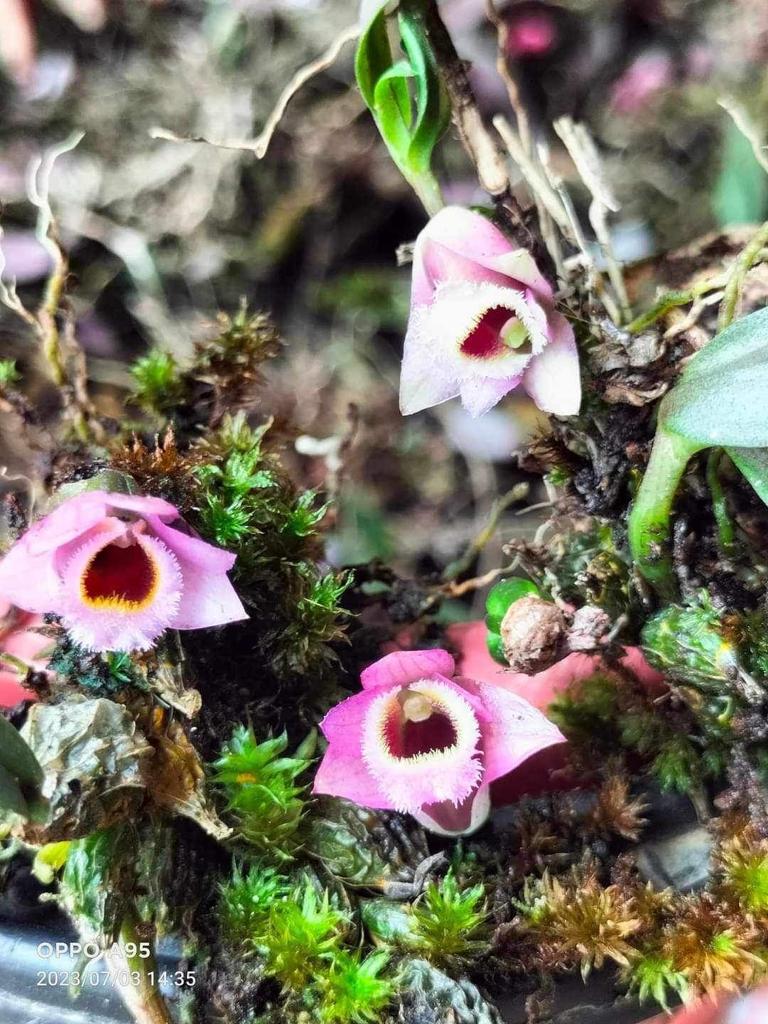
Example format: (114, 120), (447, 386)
(360, 648), (456, 689)
(416, 207), (553, 298)
(171, 568), (247, 630)
(459, 375), (522, 417)
(315, 688), (393, 808)
(361, 678), (483, 811)
(146, 516), (236, 573)
(414, 783), (491, 837)
(58, 528), (182, 652)
(104, 492), (179, 520)
(463, 678), (565, 783)
(522, 312), (581, 415)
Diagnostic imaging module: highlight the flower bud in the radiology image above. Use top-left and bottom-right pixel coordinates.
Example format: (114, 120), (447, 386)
(641, 594), (738, 691)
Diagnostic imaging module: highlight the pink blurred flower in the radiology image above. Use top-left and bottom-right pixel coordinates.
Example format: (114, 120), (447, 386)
(0, 491), (247, 653)
(1, 0), (162, 86)
(400, 206), (580, 418)
(610, 52), (673, 115)
(0, 600), (51, 706)
(313, 648), (564, 835)
(506, 10), (558, 58)
(644, 984), (768, 1023)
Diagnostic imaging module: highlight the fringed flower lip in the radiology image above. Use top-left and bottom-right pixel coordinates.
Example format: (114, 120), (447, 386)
(399, 206), (581, 419)
(313, 648), (565, 836)
(0, 491), (247, 653)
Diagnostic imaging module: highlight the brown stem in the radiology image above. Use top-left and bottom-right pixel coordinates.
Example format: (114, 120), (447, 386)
(417, 0), (548, 262)
(105, 910), (174, 1024)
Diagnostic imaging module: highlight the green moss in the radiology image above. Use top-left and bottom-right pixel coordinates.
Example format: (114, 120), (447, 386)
(622, 952), (690, 1010)
(212, 727), (312, 860)
(318, 950), (394, 1024)
(192, 413), (350, 677)
(410, 872), (486, 965)
(47, 637), (143, 695)
(260, 881), (347, 989)
(220, 861), (290, 946)
(0, 359), (21, 386)
(641, 592), (738, 691)
(651, 737), (701, 794)
(130, 350), (182, 414)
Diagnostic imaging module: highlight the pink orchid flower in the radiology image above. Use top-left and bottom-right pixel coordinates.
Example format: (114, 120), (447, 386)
(644, 984), (768, 1024)
(445, 620), (665, 804)
(0, 491), (247, 653)
(313, 648), (565, 836)
(400, 206), (581, 418)
(0, 599), (52, 706)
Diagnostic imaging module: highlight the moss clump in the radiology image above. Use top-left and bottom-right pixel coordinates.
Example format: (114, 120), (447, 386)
(409, 871), (486, 967)
(213, 728), (314, 861)
(219, 861), (290, 945)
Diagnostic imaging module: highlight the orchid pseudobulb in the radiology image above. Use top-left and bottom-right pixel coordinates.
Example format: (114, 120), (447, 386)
(313, 648), (564, 835)
(400, 206), (581, 418)
(0, 491), (247, 653)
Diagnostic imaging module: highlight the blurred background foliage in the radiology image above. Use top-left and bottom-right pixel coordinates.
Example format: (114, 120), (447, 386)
(1, 0), (767, 609)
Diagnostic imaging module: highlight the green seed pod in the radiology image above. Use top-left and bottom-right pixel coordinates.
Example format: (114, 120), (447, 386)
(641, 594), (739, 690)
(486, 630), (507, 666)
(485, 577), (540, 633)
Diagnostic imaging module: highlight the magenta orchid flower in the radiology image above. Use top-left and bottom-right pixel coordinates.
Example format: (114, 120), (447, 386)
(0, 491), (247, 653)
(400, 206), (581, 418)
(313, 648), (564, 835)
(0, 600), (53, 706)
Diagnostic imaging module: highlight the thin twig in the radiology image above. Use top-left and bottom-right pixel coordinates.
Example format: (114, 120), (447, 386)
(0, 131), (98, 440)
(484, 0), (532, 153)
(625, 275), (733, 334)
(663, 289), (723, 340)
(440, 560), (520, 599)
(554, 117), (630, 323)
(0, 231), (38, 329)
(718, 219), (768, 330)
(419, 0), (511, 199)
(492, 115), (571, 233)
(150, 25), (359, 160)
(442, 482), (529, 582)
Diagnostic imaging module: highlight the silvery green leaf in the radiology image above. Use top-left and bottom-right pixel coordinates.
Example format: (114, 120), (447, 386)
(0, 763), (28, 818)
(726, 445), (768, 505)
(398, 959), (503, 1024)
(659, 306), (768, 449)
(0, 714), (43, 788)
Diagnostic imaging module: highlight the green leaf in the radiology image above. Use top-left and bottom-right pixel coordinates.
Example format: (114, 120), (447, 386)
(61, 826), (135, 943)
(713, 117), (768, 227)
(660, 306), (768, 448)
(353, 0), (447, 214)
(373, 62), (414, 158)
(674, 305), (768, 385)
(726, 446), (768, 505)
(355, 4), (397, 111)
(485, 630), (507, 665)
(0, 764), (28, 817)
(398, 10), (450, 172)
(361, 898), (416, 946)
(0, 715), (43, 788)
